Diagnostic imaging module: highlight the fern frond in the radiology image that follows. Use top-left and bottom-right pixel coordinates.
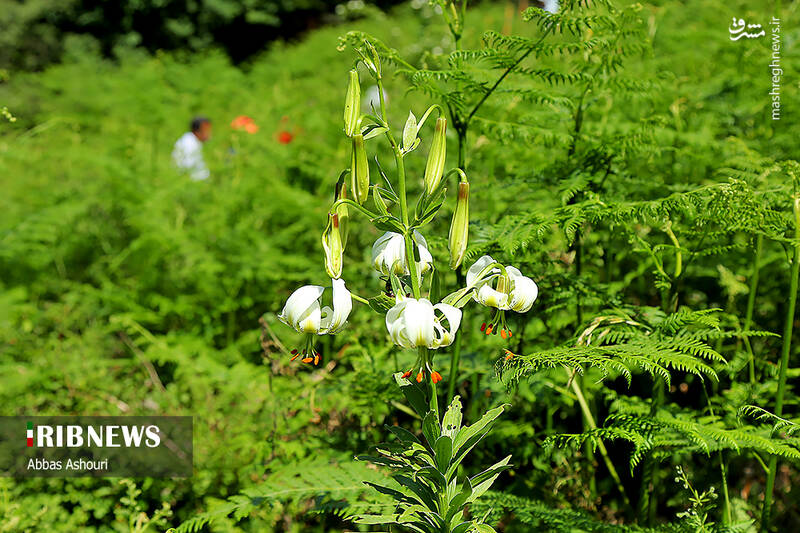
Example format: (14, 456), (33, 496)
(739, 405), (800, 436)
(472, 491), (674, 532)
(174, 461), (392, 532)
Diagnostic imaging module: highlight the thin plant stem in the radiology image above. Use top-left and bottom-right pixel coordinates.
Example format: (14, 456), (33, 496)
(719, 451), (731, 526)
(702, 382), (731, 526)
(465, 21), (555, 124)
(429, 366), (439, 420)
(744, 234), (763, 385)
(566, 368), (632, 511)
(760, 193), (800, 532)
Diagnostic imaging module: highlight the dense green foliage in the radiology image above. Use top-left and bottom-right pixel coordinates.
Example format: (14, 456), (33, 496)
(1, 0), (799, 531)
(0, 0), (400, 70)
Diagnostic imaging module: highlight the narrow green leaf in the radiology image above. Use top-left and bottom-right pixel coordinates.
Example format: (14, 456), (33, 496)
(441, 396), (463, 439)
(422, 410), (441, 448)
(434, 435), (453, 473)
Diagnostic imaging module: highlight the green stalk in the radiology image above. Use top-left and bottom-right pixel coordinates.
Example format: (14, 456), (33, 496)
(760, 194), (800, 532)
(424, 345), (439, 420)
(567, 369), (631, 510)
(377, 75), (421, 300)
(719, 451), (732, 526)
(702, 383), (731, 526)
(446, 80), (469, 406)
(744, 234), (763, 385)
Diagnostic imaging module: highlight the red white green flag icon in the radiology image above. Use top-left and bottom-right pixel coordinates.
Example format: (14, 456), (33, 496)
(27, 421), (33, 447)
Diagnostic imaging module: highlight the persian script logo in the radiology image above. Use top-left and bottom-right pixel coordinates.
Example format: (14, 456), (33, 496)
(729, 17), (765, 40)
(25, 421), (161, 448)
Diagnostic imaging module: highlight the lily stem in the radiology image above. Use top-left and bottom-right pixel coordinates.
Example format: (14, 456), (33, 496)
(349, 292), (370, 305)
(376, 76), (421, 300)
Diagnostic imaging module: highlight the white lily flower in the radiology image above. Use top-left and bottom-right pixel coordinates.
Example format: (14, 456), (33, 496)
(466, 255), (537, 312)
(372, 231), (433, 278)
(278, 278), (353, 365)
(385, 297), (462, 350)
(465, 255), (538, 340)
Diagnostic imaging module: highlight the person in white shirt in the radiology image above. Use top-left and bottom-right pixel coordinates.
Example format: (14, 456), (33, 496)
(172, 116), (212, 181)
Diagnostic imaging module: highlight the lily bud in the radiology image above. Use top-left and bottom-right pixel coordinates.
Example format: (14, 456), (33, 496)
(424, 117), (447, 195)
(322, 213), (344, 279)
(343, 69), (360, 137)
(448, 181), (469, 269)
(350, 133), (369, 204)
(335, 181), (350, 248)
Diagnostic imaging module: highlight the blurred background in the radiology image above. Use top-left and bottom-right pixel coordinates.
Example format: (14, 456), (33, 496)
(1, 0), (798, 531)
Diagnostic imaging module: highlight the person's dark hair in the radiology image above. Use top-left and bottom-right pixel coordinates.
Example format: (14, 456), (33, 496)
(190, 116), (211, 132)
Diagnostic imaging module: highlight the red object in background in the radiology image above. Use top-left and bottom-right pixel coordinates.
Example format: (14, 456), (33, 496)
(277, 130), (294, 144)
(275, 115), (301, 144)
(231, 115), (259, 134)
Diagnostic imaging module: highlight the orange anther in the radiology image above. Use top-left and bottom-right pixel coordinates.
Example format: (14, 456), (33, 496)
(416, 372), (424, 383)
(431, 371), (443, 384)
(301, 357), (313, 364)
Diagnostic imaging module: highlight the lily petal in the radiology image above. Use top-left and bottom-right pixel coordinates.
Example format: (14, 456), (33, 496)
(475, 284), (509, 310)
(279, 285), (325, 330)
(386, 299), (411, 348)
(322, 278), (353, 333)
(507, 267), (538, 313)
(432, 303), (462, 347)
(297, 302), (322, 333)
(372, 231), (433, 277)
(404, 299), (435, 347)
(466, 255), (499, 288)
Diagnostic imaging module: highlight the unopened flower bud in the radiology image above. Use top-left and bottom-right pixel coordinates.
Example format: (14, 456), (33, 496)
(322, 213), (344, 279)
(350, 133), (369, 204)
(343, 69), (360, 137)
(424, 117), (447, 195)
(448, 181), (469, 269)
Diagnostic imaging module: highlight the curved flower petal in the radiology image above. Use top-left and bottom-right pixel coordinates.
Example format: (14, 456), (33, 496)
(372, 232), (403, 275)
(507, 267), (538, 313)
(320, 278), (353, 333)
(279, 285), (325, 331)
(475, 284), (509, 310)
(432, 303), (462, 347)
(414, 231), (434, 274)
(297, 303), (322, 333)
(386, 299), (412, 348)
(466, 255), (499, 288)
(372, 231), (433, 277)
(403, 299), (435, 347)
